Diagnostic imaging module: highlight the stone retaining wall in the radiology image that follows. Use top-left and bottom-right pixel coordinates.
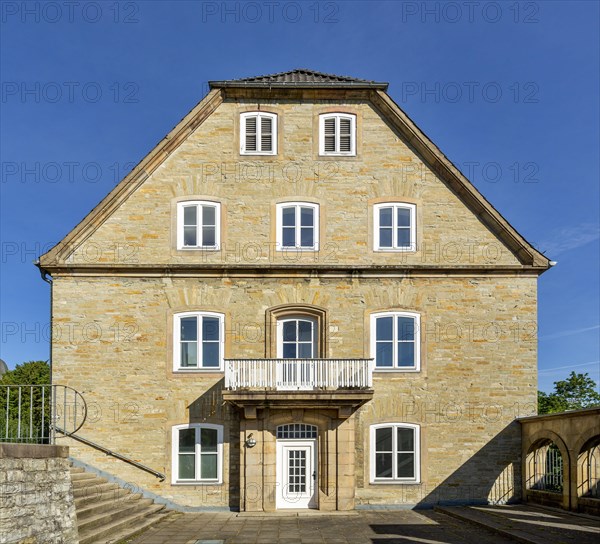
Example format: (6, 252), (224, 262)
(0, 443), (78, 544)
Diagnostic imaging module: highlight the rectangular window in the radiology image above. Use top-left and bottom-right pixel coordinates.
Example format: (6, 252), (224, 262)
(241, 112), (277, 155)
(174, 313), (224, 371)
(371, 312), (420, 371)
(371, 424), (419, 483)
(177, 201), (220, 250)
(374, 203), (416, 251)
(172, 425), (223, 484)
(276, 203), (319, 251)
(319, 113), (356, 156)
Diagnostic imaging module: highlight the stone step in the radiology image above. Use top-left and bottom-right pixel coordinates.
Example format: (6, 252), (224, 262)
(74, 486), (130, 508)
(78, 496), (155, 534)
(78, 504), (167, 544)
(71, 471), (99, 482)
(72, 475), (108, 489)
(73, 481), (120, 500)
(76, 492), (144, 520)
(70, 466), (86, 474)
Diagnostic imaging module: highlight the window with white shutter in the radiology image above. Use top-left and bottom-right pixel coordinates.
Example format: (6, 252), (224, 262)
(319, 113), (356, 156)
(241, 112), (277, 155)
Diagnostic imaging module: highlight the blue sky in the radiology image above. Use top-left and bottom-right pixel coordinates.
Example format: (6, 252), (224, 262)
(0, 1), (598, 393)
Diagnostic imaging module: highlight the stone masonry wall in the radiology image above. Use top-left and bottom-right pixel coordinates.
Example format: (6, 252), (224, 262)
(52, 274), (537, 508)
(0, 443), (78, 544)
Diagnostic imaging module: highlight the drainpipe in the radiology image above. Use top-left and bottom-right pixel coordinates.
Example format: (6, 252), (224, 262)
(34, 261), (53, 387)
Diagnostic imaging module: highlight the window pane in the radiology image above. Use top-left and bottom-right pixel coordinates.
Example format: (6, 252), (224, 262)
(376, 427), (393, 451)
(203, 317), (220, 341)
(200, 428), (218, 452)
(324, 117), (336, 135)
(376, 342), (393, 367)
(300, 227), (314, 247)
(183, 206), (197, 226)
(178, 454), (195, 479)
(184, 226), (197, 246)
(397, 428), (414, 452)
(202, 226), (216, 246)
(398, 342), (415, 367)
(324, 135), (336, 152)
(397, 207), (411, 227)
(282, 227), (296, 247)
(376, 452), (393, 478)
(200, 454), (218, 479)
(245, 134), (257, 151)
(202, 342), (219, 367)
(397, 317), (415, 341)
(179, 428), (196, 453)
(339, 135), (351, 152)
(298, 343), (313, 358)
(181, 317), (197, 341)
(283, 321), (296, 341)
(339, 117), (351, 135)
(379, 228), (392, 248)
(298, 320), (312, 341)
(376, 317), (393, 341)
(397, 453), (415, 478)
(202, 206), (216, 226)
(180, 342), (197, 367)
(397, 228), (411, 247)
(379, 207), (393, 226)
(300, 207), (314, 226)
(282, 207), (296, 226)
(283, 343), (296, 359)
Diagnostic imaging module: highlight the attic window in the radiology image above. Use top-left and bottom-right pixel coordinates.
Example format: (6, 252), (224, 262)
(240, 112), (277, 155)
(176, 201), (220, 250)
(319, 113), (356, 156)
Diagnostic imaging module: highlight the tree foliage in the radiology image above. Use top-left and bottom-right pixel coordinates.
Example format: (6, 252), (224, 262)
(538, 371), (600, 414)
(0, 360), (50, 386)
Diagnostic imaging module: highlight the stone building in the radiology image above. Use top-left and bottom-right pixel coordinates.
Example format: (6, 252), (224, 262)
(38, 69), (550, 511)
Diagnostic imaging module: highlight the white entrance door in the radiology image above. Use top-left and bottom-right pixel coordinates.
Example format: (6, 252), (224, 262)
(276, 440), (317, 509)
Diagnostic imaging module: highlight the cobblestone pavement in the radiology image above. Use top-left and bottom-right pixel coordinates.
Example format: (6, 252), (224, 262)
(124, 509), (524, 544)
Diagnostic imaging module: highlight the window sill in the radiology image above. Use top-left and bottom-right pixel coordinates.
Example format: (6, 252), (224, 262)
(240, 151), (277, 156)
(176, 247), (220, 251)
(276, 247), (320, 252)
(319, 153), (356, 157)
(172, 481), (223, 486)
(373, 368), (420, 373)
(374, 248), (417, 253)
(173, 368), (224, 374)
(370, 480), (421, 485)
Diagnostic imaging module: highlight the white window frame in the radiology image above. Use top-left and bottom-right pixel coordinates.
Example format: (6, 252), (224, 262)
(176, 201), (221, 250)
(276, 202), (320, 251)
(370, 423), (420, 484)
(370, 311), (421, 372)
(276, 316), (318, 359)
(373, 203), (416, 252)
(319, 113), (356, 156)
(173, 311), (225, 372)
(240, 112), (277, 155)
(171, 424), (223, 485)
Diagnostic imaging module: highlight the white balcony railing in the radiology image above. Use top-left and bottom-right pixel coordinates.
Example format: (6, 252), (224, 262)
(224, 358), (374, 391)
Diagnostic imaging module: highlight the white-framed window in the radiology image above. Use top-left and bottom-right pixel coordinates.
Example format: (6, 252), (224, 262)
(370, 423), (420, 483)
(171, 424), (223, 484)
(276, 202), (319, 251)
(319, 113), (356, 156)
(173, 312), (224, 371)
(240, 112), (277, 155)
(176, 201), (220, 250)
(276, 316), (318, 359)
(374, 203), (416, 251)
(370, 311), (420, 371)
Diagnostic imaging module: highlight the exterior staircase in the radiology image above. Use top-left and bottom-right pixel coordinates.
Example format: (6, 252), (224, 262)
(70, 465), (171, 543)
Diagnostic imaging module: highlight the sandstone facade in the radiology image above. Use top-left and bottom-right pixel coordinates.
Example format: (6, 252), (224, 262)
(40, 70), (548, 511)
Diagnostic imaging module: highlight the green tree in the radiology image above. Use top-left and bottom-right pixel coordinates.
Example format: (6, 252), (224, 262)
(0, 360), (51, 443)
(538, 371), (600, 414)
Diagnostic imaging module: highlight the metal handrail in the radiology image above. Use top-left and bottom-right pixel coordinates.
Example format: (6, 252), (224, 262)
(55, 427), (166, 481)
(1, 384), (87, 444)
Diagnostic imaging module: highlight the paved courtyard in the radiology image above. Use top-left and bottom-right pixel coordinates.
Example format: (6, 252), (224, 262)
(122, 505), (600, 544)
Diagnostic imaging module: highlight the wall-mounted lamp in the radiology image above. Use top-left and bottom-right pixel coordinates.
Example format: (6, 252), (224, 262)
(245, 433), (257, 448)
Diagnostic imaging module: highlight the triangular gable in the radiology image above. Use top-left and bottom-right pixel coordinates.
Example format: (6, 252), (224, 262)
(39, 74), (549, 270)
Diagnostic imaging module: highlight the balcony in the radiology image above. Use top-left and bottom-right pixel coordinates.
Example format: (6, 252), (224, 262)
(223, 359), (374, 419)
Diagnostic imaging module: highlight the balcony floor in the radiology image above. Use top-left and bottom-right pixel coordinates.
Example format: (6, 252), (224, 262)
(222, 388), (374, 419)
